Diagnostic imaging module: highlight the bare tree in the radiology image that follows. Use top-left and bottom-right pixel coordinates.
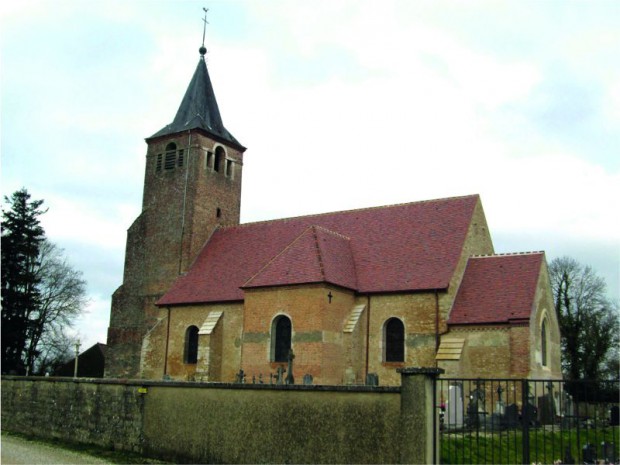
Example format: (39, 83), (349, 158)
(549, 256), (619, 381)
(24, 240), (87, 374)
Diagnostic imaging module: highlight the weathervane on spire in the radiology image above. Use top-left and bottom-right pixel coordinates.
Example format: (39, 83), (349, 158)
(199, 7), (209, 57)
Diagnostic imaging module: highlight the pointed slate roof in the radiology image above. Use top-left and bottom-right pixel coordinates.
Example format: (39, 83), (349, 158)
(157, 194), (481, 305)
(448, 252), (545, 325)
(148, 53), (244, 150)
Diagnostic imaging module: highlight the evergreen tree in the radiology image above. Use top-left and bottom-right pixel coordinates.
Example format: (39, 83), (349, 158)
(1, 188), (47, 374)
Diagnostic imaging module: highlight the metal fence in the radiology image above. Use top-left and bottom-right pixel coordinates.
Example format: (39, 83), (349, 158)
(436, 378), (619, 464)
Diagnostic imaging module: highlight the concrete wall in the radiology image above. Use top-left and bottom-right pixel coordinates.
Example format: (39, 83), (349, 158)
(2, 376), (411, 464)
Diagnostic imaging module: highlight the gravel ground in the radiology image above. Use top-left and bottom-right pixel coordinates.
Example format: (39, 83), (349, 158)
(1, 433), (113, 465)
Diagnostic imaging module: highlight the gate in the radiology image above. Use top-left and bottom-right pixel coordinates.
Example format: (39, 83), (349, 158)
(436, 378), (619, 464)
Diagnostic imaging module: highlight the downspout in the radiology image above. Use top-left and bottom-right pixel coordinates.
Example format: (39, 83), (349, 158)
(435, 290), (440, 368)
(178, 130), (192, 274)
(365, 295), (371, 381)
(163, 306), (171, 377)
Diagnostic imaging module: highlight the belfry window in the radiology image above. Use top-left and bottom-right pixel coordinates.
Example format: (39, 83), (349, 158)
(272, 315), (292, 363)
(184, 325), (199, 364)
(156, 154), (163, 172)
(177, 149), (184, 168)
(213, 146), (224, 172)
(384, 318), (405, 362)
(164, 143), (177, 170)
(225, 159), (233, 177)
(541, 319), (548, 367)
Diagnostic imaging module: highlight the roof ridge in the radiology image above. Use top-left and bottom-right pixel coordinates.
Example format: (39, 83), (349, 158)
(312, 224), (351, 241)
(310, 226), (327, 281)
(223, 194), (480, 232)
(471, 251), (544, 258)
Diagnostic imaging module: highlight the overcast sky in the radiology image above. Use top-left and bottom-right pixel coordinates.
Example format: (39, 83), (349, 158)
(2, 1), (619, 351)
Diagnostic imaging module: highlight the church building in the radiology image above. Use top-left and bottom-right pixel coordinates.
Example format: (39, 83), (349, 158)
(105, 39), (562, 386)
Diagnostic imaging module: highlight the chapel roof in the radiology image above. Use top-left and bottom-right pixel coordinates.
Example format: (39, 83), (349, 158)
(147, 50), (244, 150)
(448, 252), (545, 325)
(157, 194), (481, 305)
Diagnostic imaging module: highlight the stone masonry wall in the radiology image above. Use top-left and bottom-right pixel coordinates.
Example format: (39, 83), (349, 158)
(1, 376), (402, 464)
(1, 378), (145, 452)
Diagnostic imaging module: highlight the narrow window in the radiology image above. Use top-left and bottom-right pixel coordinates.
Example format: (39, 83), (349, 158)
(184, 325), (199, 364)
(272, 315), (292, 362)
(177, 149), (184, 168)
(225, 159), (233, 177)
(206, 151), (213, 169)
(384, 318), (405, 362)
(541, 319), (548, 367)
(165, 142), (177, 170)
(216, 208), (222, 218)
(156, 154), (163, 172)
(213, 146), (224, 173)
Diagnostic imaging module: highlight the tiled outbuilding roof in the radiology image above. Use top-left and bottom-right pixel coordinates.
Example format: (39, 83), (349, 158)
(157, 194), (480, 305)
(448, 252), (544, 325)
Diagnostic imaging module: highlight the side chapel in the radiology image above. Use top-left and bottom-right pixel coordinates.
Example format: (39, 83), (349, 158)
(105, 38), (562, 386)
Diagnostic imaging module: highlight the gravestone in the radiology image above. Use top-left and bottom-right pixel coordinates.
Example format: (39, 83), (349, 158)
(366, 373), (379, 386)
(601, 441), (616, 464)
(582, 443), (596, 464)
(344, 367), (356, 385)
(562, 445), (575, 464)
(504, 403), (519, 428)
(446, 384), (463, 429)
(538, 393), (556, 425)
(303, 374), (313, 385)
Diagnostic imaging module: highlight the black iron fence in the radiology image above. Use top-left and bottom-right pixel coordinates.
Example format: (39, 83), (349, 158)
(436, 378), (619, 464)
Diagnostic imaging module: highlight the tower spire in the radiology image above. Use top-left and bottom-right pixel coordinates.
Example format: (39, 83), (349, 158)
(199, 7), (209, 58)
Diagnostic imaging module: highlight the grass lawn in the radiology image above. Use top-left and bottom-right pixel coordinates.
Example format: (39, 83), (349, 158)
(441, 426), (619, 464)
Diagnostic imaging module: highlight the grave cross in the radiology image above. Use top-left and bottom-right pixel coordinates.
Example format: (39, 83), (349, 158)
(286, 349), (295, 385)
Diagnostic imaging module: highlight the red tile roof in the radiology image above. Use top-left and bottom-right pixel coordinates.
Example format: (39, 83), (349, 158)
(448, 252), (544, 325)
(243, 225), (358, 290)
(158, 194), (480, 305)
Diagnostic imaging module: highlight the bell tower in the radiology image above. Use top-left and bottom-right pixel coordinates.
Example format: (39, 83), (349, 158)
(106, 26), (246, 378)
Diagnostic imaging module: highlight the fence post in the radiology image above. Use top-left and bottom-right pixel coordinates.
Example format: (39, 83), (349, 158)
(397, 367), (444, 464)
(521, 379), (530, 465)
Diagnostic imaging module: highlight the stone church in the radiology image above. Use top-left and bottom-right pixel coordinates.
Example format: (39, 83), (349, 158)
(105, 41), (562, 386)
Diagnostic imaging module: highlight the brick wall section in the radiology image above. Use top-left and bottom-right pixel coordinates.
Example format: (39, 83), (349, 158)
(1, 377), (402, 464)
(367, 293), (439, 386)
(140, 302), (244, 382)
(241, 284), (356, 384)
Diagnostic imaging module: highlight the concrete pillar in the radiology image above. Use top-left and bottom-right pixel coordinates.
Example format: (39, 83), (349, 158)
(398, 367), (444, 464)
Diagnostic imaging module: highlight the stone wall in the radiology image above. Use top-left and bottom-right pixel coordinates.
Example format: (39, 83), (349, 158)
(1, 376), (412, 464)
(1, 378), (145, 452)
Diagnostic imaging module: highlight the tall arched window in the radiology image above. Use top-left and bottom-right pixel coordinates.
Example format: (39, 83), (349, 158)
(184, 325), (199, 364)
(384, 318), (405, 362)
(541, 319), (548, 367)
(213, 146), (225, 173)
(272, 315), (292, 362)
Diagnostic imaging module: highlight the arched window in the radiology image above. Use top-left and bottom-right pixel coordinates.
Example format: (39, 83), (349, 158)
(384, 318), (405, 362)
(184, 325), (199, 364)
(541, 319), (548, 367)
(213, 146), (225, 172)
(165, 142), (177, 170)
(272, 315), (292, 362)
